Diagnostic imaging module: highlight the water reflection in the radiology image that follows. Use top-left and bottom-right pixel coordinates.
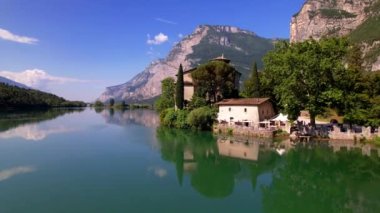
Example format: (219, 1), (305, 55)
(156, 128), (280, 198)
(156, 128), (380, 211)
(0, 109), (84, 141)
(0, 124), (74, 141)
(0, 108), (84, 133)
(101, 109), (159, 128)
(262, 143), (380, 213)
(0, 166), (36, 182)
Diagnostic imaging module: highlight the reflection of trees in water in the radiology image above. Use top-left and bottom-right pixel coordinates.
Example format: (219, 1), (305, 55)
(262, 145), (380, 213)
(156, 128), (280, 198)
(0, 108), (85, 132)
(157, 128), (380, 210)
(101, 109), (159, 128)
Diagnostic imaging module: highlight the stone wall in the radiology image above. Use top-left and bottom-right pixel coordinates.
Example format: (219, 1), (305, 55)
(329, 126), (380, 140)
(214, 124), (274, 138)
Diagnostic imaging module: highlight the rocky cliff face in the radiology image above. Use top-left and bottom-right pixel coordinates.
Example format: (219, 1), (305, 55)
(98, 25), (274, 102)
(291, 0), (380, 71)
(291, 0), (373, 42)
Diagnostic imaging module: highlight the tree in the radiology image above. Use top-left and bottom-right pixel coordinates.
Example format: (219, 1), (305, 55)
(176, 64), (184, 109)
(262, 38), (355, 126)
(155, 77), (175, 112)
(242, 61), (261, 98)
(109, 98), (115, 107)
(191, 61), (239, 102)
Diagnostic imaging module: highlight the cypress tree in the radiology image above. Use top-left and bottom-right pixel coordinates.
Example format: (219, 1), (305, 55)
(242, 61), (261, 98)
(176, 64), (184, 109)
(252, 62), (261, 97)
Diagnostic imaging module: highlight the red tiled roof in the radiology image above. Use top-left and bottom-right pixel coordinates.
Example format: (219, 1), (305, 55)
(216, 98), (270, 106)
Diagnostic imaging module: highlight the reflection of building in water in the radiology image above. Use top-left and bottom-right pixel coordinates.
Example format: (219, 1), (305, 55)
(183, 150), (197, 172)
(217, 138), (260, 161)
(328, 140), (380, 157)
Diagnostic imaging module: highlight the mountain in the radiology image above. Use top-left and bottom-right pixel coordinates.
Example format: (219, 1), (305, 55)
(98, 25), (275, 103)
(0, 76), (30, 89)
(291, 0), (380, 71)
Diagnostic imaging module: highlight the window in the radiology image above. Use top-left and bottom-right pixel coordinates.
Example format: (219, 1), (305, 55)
(244, 108), (247, 113)
(229, 107), (231, 112)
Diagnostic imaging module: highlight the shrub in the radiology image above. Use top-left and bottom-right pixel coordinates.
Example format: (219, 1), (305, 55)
(188, 96), (208, 109)
(162, 108), (177, 128)
(187, 107), (216, 130)
(175, 110), (189, 129)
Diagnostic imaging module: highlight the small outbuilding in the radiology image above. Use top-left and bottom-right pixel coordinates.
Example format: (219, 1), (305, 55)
(216, 98), (275, 125)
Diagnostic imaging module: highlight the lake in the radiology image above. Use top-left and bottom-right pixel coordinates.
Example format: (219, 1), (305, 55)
(0, 108), (380, 213)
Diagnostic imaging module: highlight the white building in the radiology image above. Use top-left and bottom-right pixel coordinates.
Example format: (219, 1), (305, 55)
(216, 98), (275, 125)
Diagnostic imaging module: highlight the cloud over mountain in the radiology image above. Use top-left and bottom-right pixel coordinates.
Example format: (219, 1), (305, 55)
(0, 69), (87, 90)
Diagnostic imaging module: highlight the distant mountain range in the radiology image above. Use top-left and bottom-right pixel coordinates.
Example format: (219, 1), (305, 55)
(0, 76), (30, 89)
(291, 0), (380, 71)
(98, 25), (276, 103)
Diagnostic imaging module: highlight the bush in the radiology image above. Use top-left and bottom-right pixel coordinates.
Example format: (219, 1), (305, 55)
(175, 110), (189, 129)
(155, 97), (174, 112)
(188, 96), (208, 109)
(187, 107), (216, 130)
(161, 108), (177, 128)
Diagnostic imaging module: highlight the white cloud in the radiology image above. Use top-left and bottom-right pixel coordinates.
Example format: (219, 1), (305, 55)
(155, 18), (177, 25)
(0, 69), (88, 90)
(178, 33), (184, 38)
(0, 28), (38, 44)
(0, 166), (36, 182)
(147, 33), (169, 45)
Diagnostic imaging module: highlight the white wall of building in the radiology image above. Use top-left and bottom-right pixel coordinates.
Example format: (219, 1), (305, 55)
(217, 106), (260, 123)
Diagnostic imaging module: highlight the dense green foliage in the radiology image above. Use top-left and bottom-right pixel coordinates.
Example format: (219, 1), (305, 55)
(262, 38), (380, 126)
(155, 77), (175, 112)
(187, 107), (217, 130)
(175, 64), (184, 109)
(191, 61), (239, 102)
(94, 100), (105, 108)
(241, 61), (261, 98)
(0, 83), (86, 108)
(159, 106), (216, 130)
(186, 25), (274, 79)
(188, 96), (208, 110)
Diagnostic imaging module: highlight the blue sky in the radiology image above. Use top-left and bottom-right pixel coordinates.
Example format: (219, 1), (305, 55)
(0, 0), (305, 101)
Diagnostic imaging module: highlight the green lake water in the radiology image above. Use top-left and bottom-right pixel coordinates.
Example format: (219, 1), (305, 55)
(0, 108), (380, 213)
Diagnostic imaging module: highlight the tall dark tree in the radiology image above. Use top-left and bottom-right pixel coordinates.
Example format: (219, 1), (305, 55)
(176, 64), (185, 109)
(109, 98), (115, 107)
(242, 61), (261, 98)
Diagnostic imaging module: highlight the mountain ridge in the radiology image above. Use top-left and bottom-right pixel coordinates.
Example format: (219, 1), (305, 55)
(98, 25), (275, 103)
(0, 76), (30, 89)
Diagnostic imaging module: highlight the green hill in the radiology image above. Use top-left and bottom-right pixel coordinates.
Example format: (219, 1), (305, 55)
(0, 83), (86, 108)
